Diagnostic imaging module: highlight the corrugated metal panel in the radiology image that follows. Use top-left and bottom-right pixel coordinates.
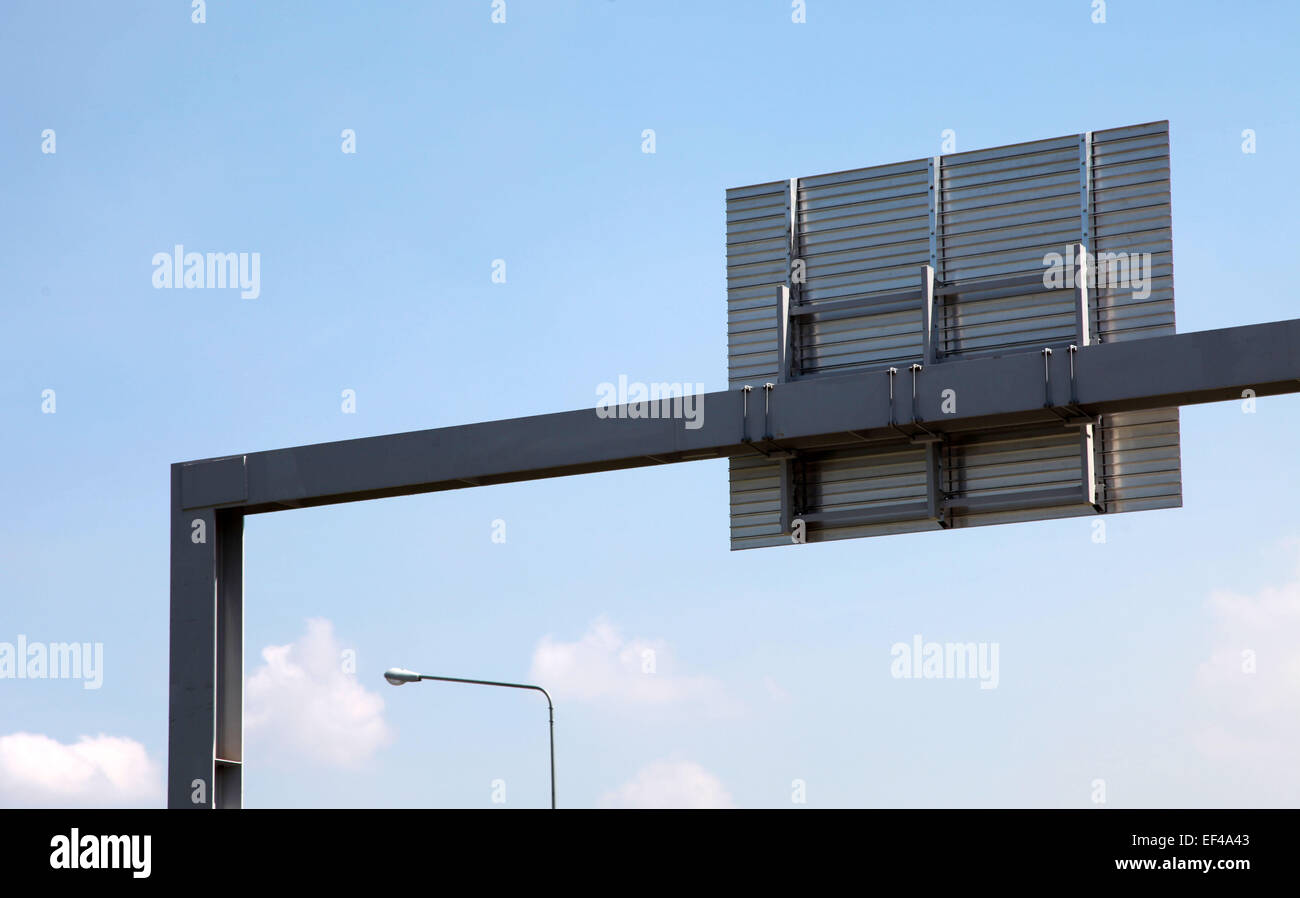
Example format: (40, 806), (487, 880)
(795, 160), (932, 375)
(726, 180), (787, 388)
(806, 443), (929, 517)
(729, 452), (785, 546)
(1089, 122), (1180, 521)
(1100, 407), (1183, 512)
(726, 178), (789, 549)
(938, 134), (1081, 357)
(1090, 121), (1176, 343)
(727, 122), (1182, 549)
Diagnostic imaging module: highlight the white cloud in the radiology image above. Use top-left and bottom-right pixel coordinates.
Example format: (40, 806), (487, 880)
(601, 759), (734, 809)
(528, 617), (731, 713)
(0, 732), (162, 808)
(246, 618), (392, 768)
(762, 675), (791, 702)
(1191, 545), (1300, 799)
(1198, 565), (1300, 716)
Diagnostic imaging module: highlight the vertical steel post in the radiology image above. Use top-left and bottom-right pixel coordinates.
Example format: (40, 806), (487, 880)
(925, 442), (944, 525)
(928, 155), (941, 356)
(921, 264), (935, 366)
(783, 177), (800, 383)
(921, 263), (945, 525)
(777, 177), (801, 534)
(776, 285), (791, 384)
(168, 466), (244, 809)
(1073, 241), (1100, 511)
(548, 699), (556, 811)
(1077, 135), (1104, 511)
(168, 464), (218, 808)
(1073, 242), (1092, 351)
(214, 511), (244, 808)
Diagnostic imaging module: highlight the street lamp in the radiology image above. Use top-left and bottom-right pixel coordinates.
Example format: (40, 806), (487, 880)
(384, 667), (556, 809)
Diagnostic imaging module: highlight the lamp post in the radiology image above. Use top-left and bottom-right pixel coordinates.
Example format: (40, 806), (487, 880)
(383, 668), (556, 809)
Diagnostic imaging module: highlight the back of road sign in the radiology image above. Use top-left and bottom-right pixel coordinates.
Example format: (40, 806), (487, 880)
(727, 121), (1181, 549)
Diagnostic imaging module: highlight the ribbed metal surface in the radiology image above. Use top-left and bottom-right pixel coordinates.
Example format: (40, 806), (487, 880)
(795, 160), (932, 374)
(938, 134), (1083, 357)
(947, 427), (1082, 500)
(806, 443), (929, 515)
(1090, 121), (1175, 343)
(727, 122), (1182, 549)
(728, 452), (786, 546)
(726, 180), (788, 388)
(1100, 407), (1182, 512)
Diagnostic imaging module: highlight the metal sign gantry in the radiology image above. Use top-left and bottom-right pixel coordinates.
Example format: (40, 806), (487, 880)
(170, 315), (1300, 807)
(170, 121), (1297, 807)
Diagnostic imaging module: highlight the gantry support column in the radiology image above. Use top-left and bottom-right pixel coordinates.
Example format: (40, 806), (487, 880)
(168, 464), (244, 809)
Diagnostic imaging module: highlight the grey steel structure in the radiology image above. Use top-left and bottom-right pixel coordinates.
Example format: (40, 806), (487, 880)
(728, 122), (1179, 548)
(170, 123), (1300, 808)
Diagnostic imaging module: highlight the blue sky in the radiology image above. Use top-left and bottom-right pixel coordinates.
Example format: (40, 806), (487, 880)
(2, 0), (1299, 808)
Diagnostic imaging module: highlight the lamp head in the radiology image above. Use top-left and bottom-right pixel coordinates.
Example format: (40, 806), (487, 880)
(384, 667), (420, 686)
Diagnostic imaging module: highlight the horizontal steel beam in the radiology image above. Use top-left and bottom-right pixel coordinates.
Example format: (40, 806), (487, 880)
(943, 485), (1089, 516)
(790, 289), (921, 319)
(799, 502), (932, 528)
(178, 317), (1300, 514)
(172, 315), (1300, 807)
